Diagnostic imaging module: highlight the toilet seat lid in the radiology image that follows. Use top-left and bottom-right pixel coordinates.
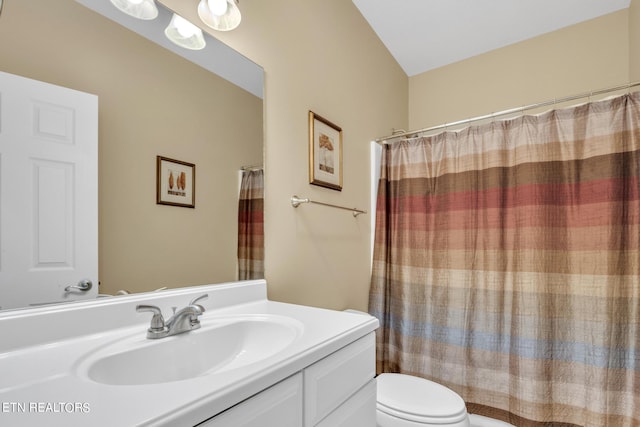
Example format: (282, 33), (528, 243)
(377, 373), (468, 424)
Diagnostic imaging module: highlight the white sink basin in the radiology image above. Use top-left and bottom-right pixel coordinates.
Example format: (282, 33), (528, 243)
(76, 315), (302, 386)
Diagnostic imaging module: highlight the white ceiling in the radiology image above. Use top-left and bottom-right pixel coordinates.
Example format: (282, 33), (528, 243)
(352, 0), (631, 76)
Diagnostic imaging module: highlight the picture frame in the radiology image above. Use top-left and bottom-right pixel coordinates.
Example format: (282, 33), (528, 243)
(308, 111), (343, 191)
(156, 156), (196, 208)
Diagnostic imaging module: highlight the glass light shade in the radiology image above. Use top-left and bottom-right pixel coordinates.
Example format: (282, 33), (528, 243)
(197, 0), (241, 31)
(164, 14), (206, 50)
(110, 0), (158, 20)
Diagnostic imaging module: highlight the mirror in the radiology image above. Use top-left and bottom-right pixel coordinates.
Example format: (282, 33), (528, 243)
(0, 0), (264, 310)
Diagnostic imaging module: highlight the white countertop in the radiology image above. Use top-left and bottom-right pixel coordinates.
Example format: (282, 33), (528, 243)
(0, 280), (378, 426)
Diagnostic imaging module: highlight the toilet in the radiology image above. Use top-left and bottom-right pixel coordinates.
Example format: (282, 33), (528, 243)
(342, 310), (470, 427)
(376, 373), (470, 427)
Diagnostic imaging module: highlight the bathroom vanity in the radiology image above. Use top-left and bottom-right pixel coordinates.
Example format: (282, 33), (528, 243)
(0, 280), (378, 426)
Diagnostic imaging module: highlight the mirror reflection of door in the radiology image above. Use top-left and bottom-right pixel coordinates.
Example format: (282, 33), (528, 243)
(0, 71), (98, 310)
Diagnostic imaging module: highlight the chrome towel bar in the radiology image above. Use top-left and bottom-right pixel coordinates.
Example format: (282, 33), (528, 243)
(291, 195), (367, 217)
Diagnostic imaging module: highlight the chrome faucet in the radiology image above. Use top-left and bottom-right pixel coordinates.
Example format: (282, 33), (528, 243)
(136, 294), (208, 339)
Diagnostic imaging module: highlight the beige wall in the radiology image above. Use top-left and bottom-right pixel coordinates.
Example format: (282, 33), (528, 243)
(167, 0), (409, 310)
(257, 1), (407, 310)
(631, 0), (640, 80)
(408, 10), (630, 130)
(0, 0), (263, 296)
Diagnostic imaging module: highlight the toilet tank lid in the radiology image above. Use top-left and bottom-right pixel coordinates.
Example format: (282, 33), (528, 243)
(377, 373), (468, 423)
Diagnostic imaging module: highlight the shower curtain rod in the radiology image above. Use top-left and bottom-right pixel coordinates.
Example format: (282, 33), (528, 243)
(375, 81), (640, 143)
(240, 164), (263, 171)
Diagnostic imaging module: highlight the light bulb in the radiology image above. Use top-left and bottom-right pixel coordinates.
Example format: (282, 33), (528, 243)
(198, 0), (241, 31)
(208, 0), (228, 16)
(172, 15), (198, 38)
(165, 14), (206, 50)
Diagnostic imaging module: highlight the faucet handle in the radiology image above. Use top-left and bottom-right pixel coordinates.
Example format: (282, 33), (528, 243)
(136, 305), (166, 332)
(189, 293), (208, 308)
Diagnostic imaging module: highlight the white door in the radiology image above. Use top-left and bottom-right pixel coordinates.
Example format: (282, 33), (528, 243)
(0, 71), (98, 310)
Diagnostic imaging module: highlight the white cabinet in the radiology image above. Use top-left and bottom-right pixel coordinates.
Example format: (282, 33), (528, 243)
(316, 379), (377, 427)
(198, 374), (303, 427)
(198, 332), (376, 426)
(304, 333), (376, 426)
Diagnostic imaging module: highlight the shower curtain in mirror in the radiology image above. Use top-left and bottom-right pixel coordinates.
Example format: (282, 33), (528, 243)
(238, 169), (264, 280)
(369, 93), (640, 427)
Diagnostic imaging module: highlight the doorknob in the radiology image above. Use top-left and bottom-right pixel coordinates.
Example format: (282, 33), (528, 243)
(65, 279), (93, 292)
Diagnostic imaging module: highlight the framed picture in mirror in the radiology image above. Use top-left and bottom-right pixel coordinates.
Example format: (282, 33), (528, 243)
(308, 111), (343, 191)
(156, 156), (196, 208)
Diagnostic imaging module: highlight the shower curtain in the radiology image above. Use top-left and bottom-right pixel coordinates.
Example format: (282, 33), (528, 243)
(237, 169), (264, 280)
(369, 93), (640, 426)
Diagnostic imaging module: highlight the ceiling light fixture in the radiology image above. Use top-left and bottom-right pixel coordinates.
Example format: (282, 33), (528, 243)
(109, 0), (158, 20)
(164, 13), (206, 50)
(197, 0), (241, 32)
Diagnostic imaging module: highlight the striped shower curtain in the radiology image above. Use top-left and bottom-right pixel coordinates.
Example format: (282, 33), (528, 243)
(369, 93), (640, 426)
(237, 169), (264, 280)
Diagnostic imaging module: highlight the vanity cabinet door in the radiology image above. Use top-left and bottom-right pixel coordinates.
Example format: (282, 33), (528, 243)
(198, 373), (303, 427)
(315, 379), (377, 427)
(304, 332), (376, 426)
